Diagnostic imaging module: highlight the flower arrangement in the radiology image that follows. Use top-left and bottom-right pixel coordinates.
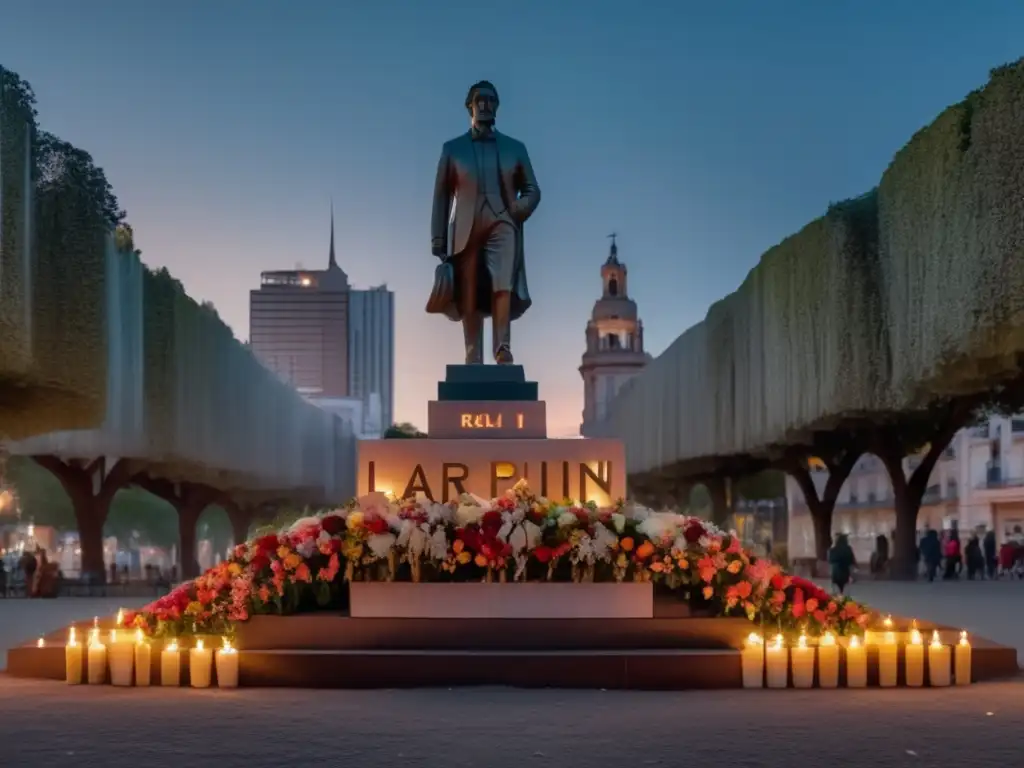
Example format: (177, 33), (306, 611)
(124, 481), (870, 639)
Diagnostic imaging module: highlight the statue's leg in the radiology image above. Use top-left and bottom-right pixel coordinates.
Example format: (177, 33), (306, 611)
(486, 221), (517, 364)
(456, 248), (484, 365)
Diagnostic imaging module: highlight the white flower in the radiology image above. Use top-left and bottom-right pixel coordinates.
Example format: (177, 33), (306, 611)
(557, 512), (578, 528)
(288, 516), (321, 534)
(367, 533), (396, 559)
(593, 525), (618, 561)
(395, 519), (415, 548)
(456, 504), (486, 527)
(508, 524), (528, 554)
(407, 526), (429, 557)
(497, 518), (514, 542)
(295, 538), (316, 559)
(573, 533), (595, 565)
(611, 513), (626, 533)
(523, 521), (543, 550)
(428, 529), (449, 561)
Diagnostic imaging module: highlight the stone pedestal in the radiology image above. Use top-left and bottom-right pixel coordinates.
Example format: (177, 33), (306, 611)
(359, 364), (625, 503)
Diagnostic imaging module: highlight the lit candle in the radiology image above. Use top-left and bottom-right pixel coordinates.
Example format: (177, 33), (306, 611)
(134, 629), (152, 687)
(36, 637), (45, 648)
(161, 640), (181, 687)
(904, 627), (924, 687)
(87, 628), (107, 685)
(878, 630), (898, 687)
(65, 627), (83, 685)
(791, 633), (815, 688)
(741, 633), (764, 689)
(955, 631), (971, 686)
(817, 632), (839, 688)
(845, 635), (867, 688)
(190, 639), (213, 688)
(108, 628), (135, 687)
(116, 607), (124, 627)
(765, 634), (788, 689)
(928, 631), (952, 687)
(215, 638), (239, 689)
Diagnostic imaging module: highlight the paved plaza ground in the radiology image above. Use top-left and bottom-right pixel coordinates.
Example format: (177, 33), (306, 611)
(0, 582), (1020, 767)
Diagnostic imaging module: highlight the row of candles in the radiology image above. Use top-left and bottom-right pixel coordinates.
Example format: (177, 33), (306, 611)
(56, 618), (239, 688)
(741, 620), (972, 689)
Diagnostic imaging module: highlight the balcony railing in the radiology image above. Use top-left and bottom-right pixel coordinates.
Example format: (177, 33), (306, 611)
(980, 462), (1024, 490)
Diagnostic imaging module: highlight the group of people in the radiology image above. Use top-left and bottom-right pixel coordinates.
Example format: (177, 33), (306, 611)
(0, 547), (57, 597)
(918, 527), (1024, 581)
(824, 526), (1024, 593)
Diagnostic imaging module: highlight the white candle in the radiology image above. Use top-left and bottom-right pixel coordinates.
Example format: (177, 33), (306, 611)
(65, 627), (83, 685)
(955, 631), (971, 686)
(741, 633), (764, 689)
(215, 638), (239, 689)
(107, 629), (135, 687)
(817, 633), (839, 688)
(791, 633), (815, 689)
(765, 634), (788, 689)
(190, 639), (213, 688)
(845, 635), (867, 688)
(878, 631), (898, 687)
(929, 631), (951, 687)
(161, 641), (181, 687)
(87, 629), (107, 685)
(134, 629), (152, 687)
(905, 628), (924, 687)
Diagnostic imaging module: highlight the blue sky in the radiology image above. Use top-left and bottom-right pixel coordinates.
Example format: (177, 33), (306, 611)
(2, 1), (1022, 436)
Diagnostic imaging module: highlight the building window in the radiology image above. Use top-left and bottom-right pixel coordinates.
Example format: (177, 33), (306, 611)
(608, 277), (618, 297)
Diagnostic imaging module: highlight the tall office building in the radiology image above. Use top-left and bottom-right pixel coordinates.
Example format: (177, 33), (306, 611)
(349, 285), (394, 432)
(249, 210), (394, 431)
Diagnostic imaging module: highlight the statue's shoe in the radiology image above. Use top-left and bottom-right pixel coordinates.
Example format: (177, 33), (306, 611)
(495, 344), (514, 364)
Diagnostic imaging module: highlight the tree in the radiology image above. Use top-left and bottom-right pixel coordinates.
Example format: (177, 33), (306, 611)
(0, 66), (38, 126)
(35, 130), (124, 229)
(384, 422), (426, 439)
(114, 222), (141, 257)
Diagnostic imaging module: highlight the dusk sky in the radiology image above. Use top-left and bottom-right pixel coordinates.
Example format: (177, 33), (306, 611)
(2, 2), (1022, 437)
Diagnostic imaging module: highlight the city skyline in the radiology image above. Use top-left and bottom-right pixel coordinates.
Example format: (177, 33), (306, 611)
(2, 2), (1023, 436)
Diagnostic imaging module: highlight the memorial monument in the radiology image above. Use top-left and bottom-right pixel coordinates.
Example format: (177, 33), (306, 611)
(361, 79), (624, 505)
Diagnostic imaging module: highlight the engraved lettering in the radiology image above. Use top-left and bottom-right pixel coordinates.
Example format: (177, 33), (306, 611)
(401, 464), (434, 502)
(442, 463), (470, 503)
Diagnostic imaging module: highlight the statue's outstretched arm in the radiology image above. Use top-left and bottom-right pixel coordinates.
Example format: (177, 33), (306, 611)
(431, 147), (452, 256)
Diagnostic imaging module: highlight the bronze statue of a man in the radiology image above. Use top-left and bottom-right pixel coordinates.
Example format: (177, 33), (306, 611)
(429, 80), (541, 364)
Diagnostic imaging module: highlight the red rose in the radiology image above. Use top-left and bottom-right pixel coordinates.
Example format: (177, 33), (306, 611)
(321, 515), (345, 535)
(533, 546), (554, 564)
(255, 534), (280, 554)
(684, 521), (706, 544)
(250, 553), (270, 571)
(366, 516), (389, 535)
(481, 510), (503, 530)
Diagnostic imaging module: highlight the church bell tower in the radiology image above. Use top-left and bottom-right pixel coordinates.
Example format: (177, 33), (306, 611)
(579, 235), (650, 436)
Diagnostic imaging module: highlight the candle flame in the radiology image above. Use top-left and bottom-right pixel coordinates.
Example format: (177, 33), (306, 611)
(167, 641), (179, 652)
(220, 638), (235, 654)
(959, 631), (969, 647)
(772, 634), (783, 650)
(135, 628), (144, 645)
(93, 616), (99, 628)
(68, 627), (77, 647)
(36, 637), (45, 648)
(116, 608), (124, 626)
(822, 632), (836, 647)
(883, 615), (893, 629)
(910, 629), (922, 645)
(747, 632), (762, 647)
(110, 629), (118, 644)
(798, 633), (808, 649)
(931, 630), (942, 648)
(196, 639), (204, 651)
(88, 628), (102, 648)
(850, 635), (861, 649)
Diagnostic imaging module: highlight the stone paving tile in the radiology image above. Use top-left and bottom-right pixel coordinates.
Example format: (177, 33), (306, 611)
(0, 676), (1021, 768)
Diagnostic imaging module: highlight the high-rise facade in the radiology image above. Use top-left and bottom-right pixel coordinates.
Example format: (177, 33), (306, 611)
(579, 236), (650, 436)
(348, 285), (394, 432)
(249, 211), (394, 432)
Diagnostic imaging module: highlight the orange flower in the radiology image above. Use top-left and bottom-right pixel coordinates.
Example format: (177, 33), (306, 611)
(636, 541), (655, 560)
(620, 537), (634, 552)
(703, 586), (714, 600)
(650, 561), (665, 573)
(474, 554), (488, 568)
(726, 560), (742, 574)
(453, 540), (465, 554)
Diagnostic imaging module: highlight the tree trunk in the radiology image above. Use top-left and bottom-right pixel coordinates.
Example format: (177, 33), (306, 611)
(178, 503), (202, 581)
(32, 456), (130, 583)
(890, 483), (921, 581)
(783, 447), (861, 563)
(227, 504), (253, 546)
(810, 505), (832, 563)
(707, 476), (731, 528)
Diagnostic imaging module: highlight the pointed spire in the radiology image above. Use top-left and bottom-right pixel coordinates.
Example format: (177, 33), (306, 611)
(606, 232), (619, 264)
(328, 199), (338, 270)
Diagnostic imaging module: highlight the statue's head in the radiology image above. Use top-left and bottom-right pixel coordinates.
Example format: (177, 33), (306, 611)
(466, 80), (499, 129)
